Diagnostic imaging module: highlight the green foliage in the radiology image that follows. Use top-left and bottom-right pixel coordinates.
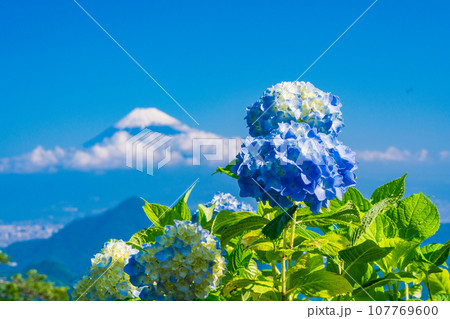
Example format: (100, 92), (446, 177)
(127, 227), (164, 249)
(428, 268), (450, 296)
(213, 160), (238, 179)
(288, 269), (353, 298)
(0, 270), (68, 301)
(386, 193), (439, 241)
(61, 173), (448, 301)
(141, 183), (196, 228)
(370, 174), (406, 204)
(261, 205), (297, 240)
(197, 203), (215, 227)
(0, 250), (10, 265)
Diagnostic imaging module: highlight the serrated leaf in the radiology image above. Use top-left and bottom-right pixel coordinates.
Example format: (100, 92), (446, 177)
(197, 203), (215, 226)
(352, 272), (417, 296)
(261, 206), (297, 240)
(361, 213), (398, 243)
(421, 241), (450, 267)
(428, 268), (450, 296)
(228, 240), (253, 274)
(220, 216), (269, 248)
(212, 160), (238, 179)
(211, 210), (256, 235)
(171, 182), (196, 222)
(141, 200), (171, 228)
(370, 174), (407, 204)
(329, 187), (371, 212)
(386, 193), (439, 241)
(301, 233), (350, 256)
(352, 198), (395, 245)
(287, 252), (324, 276)
(303, 201), (361, 228)
(288, 269), (353, 298)
(432, 294), (450, 301)
(127, 227), (164, 249)
(377, 238), (420, 272)
(222, 279), (275, 297)
(339, 240), (393, 270)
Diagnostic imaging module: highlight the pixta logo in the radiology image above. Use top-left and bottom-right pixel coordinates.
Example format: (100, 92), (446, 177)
(126, 129), (172, 176)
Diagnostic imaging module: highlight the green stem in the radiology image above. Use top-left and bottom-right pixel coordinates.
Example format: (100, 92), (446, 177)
(387, 284), (392, 301)
(271, 261), (277, 282)
(425, 272), (434, 301)
(281, 229), (287, 301)
(290, 209), (297, 249)
(393, 282), (398, 301)
(404, 267), (409, 300)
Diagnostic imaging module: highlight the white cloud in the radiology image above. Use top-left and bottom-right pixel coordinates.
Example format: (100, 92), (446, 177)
(435, 199), (450, 223)
(0, 126), (240, 174)
(357, 146), (428, 162)
(440, 150), (450, 161)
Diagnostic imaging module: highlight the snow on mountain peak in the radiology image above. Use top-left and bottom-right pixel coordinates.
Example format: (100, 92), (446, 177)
(114, 107), (188, 131)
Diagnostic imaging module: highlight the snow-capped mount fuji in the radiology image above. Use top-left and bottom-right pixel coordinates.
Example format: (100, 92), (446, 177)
(0, 107), (238, 173)
(84, 108), (193, 148)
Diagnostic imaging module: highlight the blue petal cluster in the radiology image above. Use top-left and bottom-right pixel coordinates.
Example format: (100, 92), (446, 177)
(246, 81), (344, 137)
(124, 220), (226, 301)
(232, 122), (357, 213)
(192, 192), (255, 223)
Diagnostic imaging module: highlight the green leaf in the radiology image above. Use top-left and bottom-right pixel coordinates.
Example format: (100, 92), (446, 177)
(171, 182), (196, 222)
(141, 200), (171, 228)
(339, 240), (394, 274)
(211, 210), (256, 235)
(303, 201), (361, 228)
(287, 252), (324, 276)
(370, 174), (407, 204)
(428, 268), (450, 296)
(301, 233), (350, 256)
(197, 203), (215, 226)
(361, 213), (398, 243)
(212, 160), (238, 179)
(0, 250), (10, 265)
(289, 269), (353, 298)
(421, 241), (450, 267)
(329, 187), (371, 213)
(228, 241), (253, 274)
(352, 272), (417, 296)
(127, 227), (164, 249)
(377, 238), (420, 272)
(352, 198), (396, 245)
(386, 193), (439, 241)
(432, 294), (450, 301)
(248, 239), (275, 252)
(222, 279), (275, 297)
(220, 216), (269, 248)
(261, 206), (297, 240)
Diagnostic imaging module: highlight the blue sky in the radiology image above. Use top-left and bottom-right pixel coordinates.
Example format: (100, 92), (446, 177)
(0, 0), (449, 223)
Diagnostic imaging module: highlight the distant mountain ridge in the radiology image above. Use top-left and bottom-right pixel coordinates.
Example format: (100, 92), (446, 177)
(2, 197), (149, 284)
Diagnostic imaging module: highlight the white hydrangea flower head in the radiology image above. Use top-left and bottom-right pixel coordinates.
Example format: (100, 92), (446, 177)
(209, 192), (255, 213)
(70, 239), (138, 301)
(124, 221), (227, 301)
(246, 81), (344, 137)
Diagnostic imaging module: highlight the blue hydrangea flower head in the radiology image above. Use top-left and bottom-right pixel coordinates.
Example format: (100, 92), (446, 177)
(70, 239), (138, 301)
(246, 81), (344, 137)
(232, 121), (357, 213)
(124, 220), (226, 301)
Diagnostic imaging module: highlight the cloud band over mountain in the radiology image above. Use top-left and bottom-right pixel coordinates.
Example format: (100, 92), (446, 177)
(0, 108), (239, 173)
(0, 108), (448, 173)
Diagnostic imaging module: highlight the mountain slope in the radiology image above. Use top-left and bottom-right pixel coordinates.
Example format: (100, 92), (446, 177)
(3, 197), (149, 279)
